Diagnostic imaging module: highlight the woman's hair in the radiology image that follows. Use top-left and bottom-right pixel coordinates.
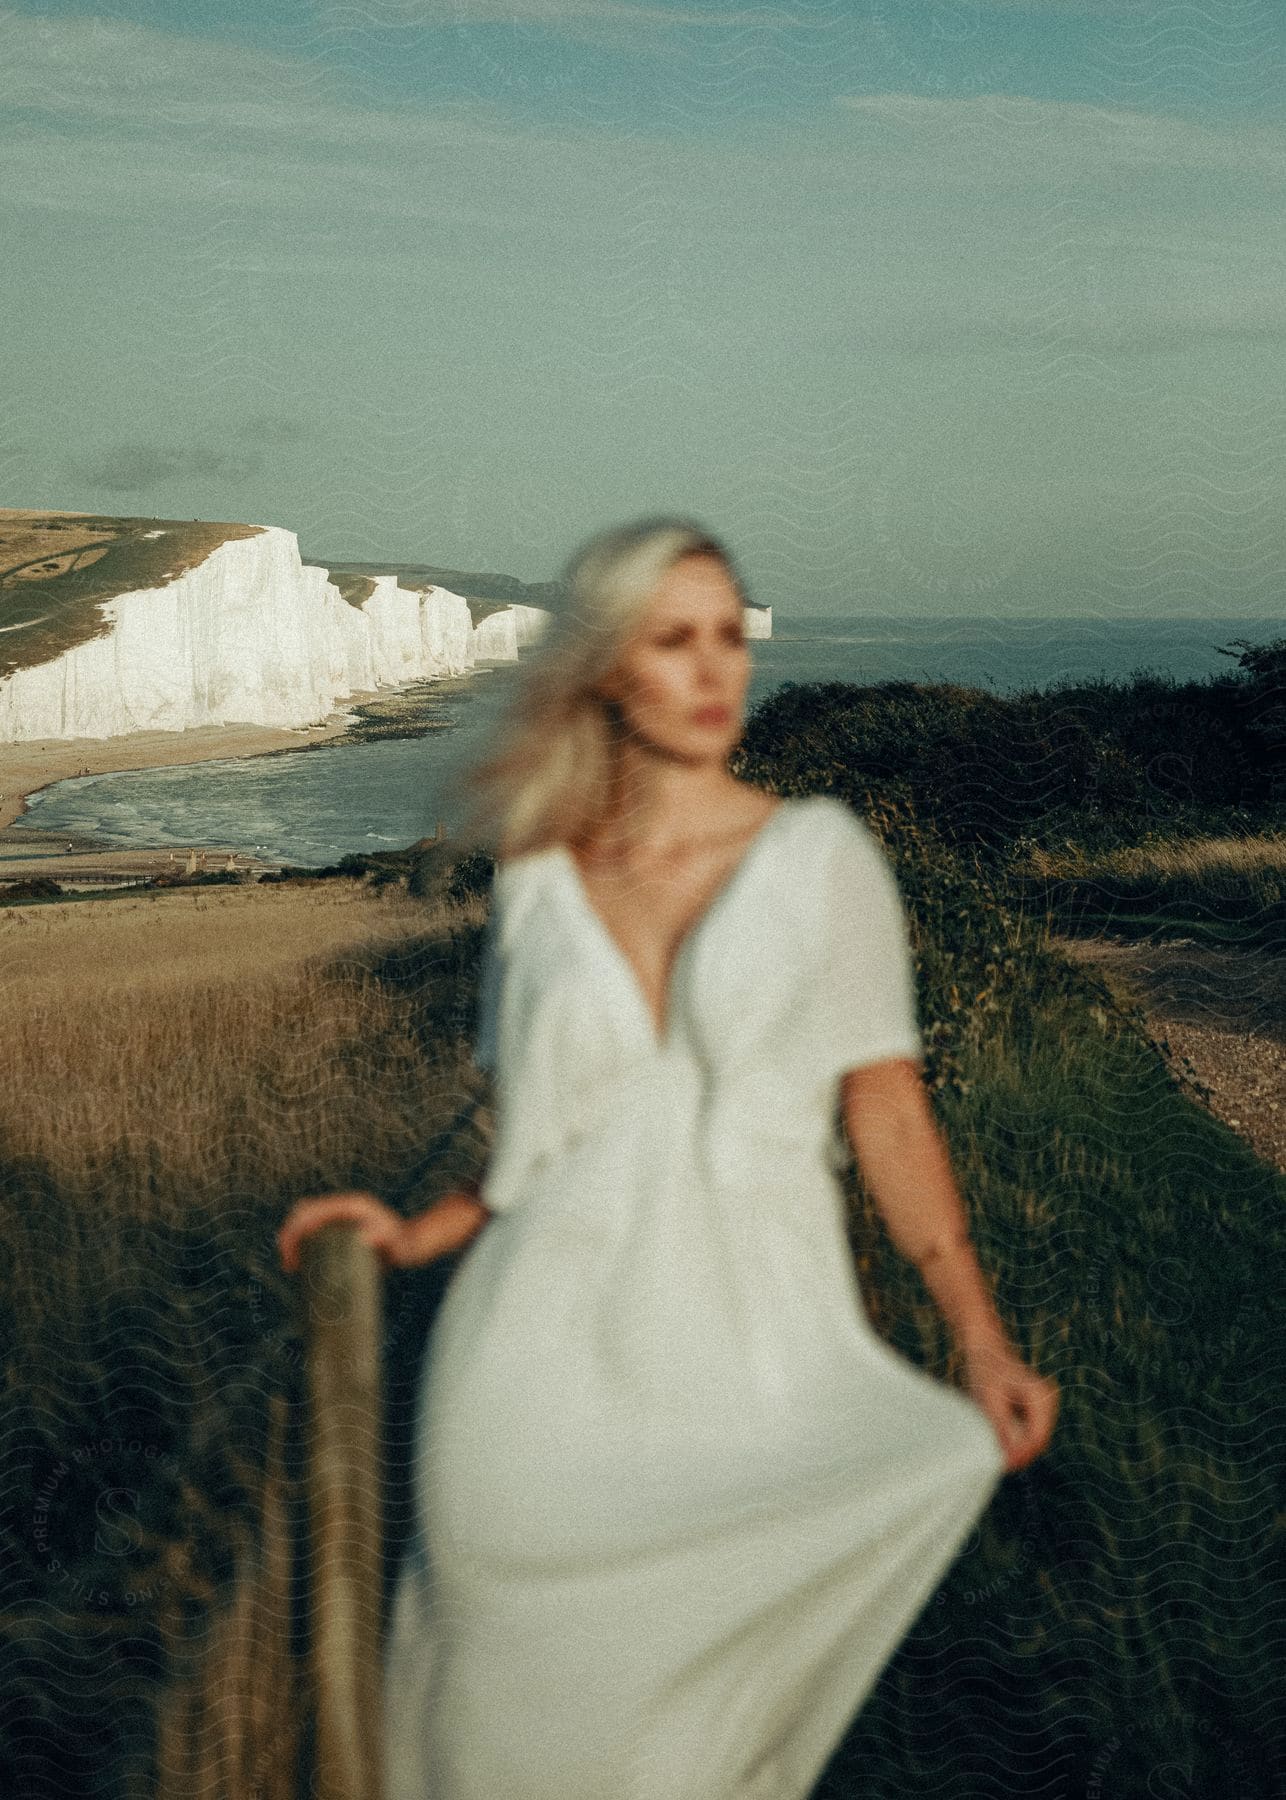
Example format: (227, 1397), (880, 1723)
(443, 514), (750, 861)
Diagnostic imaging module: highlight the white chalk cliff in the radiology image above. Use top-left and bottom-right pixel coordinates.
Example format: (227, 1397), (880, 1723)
(0, 525), (553, 743)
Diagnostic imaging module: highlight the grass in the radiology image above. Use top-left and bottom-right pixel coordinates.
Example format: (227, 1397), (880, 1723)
(0, 880), (489, 1216)
(1, 875), (493, 1796)
(826, 885), (1286, 1794)
(301, 552), (566, 614)
(0, 509), (543, 689)
(1011, 829), (1286, 949)
(0, 511), (264, 682)
(3, 655), (1286, 1794)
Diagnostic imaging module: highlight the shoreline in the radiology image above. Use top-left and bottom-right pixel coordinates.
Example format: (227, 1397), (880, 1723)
(0, 704), (369, 880)
(0, 668), (491, 886)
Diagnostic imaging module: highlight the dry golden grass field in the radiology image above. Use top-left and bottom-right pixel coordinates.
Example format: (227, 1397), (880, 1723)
(0, 877), (484, 1219)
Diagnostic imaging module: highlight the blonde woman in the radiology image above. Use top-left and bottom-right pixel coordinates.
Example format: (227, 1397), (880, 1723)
(278, 515), (1058, 1800)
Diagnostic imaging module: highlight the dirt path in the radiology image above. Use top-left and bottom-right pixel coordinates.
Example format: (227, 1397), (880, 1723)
(1054, 933), (1286, 1177)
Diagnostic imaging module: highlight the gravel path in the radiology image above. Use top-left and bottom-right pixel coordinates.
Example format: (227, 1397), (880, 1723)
(1053, 933), (1286, 1179)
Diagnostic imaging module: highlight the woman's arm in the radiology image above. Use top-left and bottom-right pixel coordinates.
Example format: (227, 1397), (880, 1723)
(401, 1187), (492, 1265)
(277, 1185), (492, 1273)
(840, 1058), (1008, 1352)
(842, 1057), (1061, 1471)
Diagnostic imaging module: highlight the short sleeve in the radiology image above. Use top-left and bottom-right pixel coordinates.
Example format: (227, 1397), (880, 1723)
(472, 879), (504, 1077)
(817, 804), (924, 1074)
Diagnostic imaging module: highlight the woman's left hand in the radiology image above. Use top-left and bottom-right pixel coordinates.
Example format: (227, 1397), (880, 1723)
(960, 1337), (1060, 1473)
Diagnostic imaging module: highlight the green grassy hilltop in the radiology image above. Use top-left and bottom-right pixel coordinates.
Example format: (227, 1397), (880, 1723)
(0, 510), (266, 681)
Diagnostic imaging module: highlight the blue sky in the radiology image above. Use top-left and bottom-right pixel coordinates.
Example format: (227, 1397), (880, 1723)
(3, 0), (1284, 616)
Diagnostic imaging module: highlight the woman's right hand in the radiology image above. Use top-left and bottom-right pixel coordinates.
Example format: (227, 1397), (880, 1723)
(960, 1335), (1060, 1473)
(277, 1190), (414, 1274)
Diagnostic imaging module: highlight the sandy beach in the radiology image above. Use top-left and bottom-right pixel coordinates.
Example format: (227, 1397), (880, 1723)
(0, 706), (364, 881)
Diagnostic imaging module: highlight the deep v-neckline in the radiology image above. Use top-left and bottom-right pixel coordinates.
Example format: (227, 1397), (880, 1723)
(553, 798), (794, 1053)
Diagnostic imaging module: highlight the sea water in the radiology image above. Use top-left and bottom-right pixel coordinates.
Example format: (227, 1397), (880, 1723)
(9, 615), (1270, 867)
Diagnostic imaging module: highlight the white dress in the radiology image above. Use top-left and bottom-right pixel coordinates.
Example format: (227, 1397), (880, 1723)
(384, 793), (1006, 1800)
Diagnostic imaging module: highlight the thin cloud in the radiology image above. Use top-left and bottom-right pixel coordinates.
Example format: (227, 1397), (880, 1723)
(954, 0), (1160, 7)
(236, 414), (319, 447)
(834, 92), (1286, 179)
(66, 445), (267, 496)
(5, 14), (1283, 366)
(314, 0), (815, 26)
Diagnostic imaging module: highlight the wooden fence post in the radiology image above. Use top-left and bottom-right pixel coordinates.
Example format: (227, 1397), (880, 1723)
(151, 1389), (299, 1800)
(299, 1221), (385, 1800)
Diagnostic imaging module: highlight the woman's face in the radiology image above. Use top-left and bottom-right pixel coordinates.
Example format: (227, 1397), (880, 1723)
(596, 554), (751, 762)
